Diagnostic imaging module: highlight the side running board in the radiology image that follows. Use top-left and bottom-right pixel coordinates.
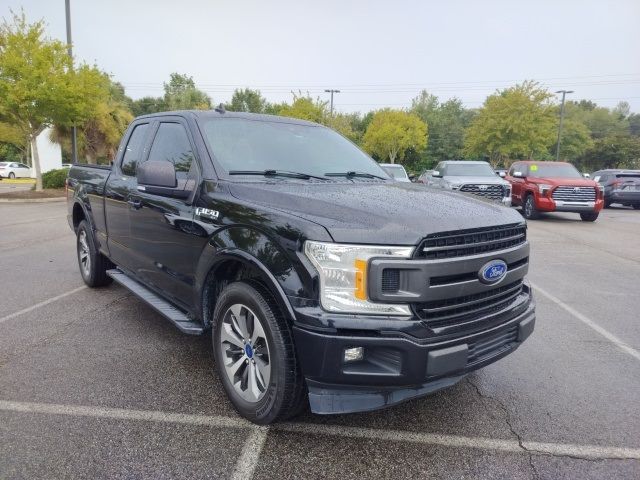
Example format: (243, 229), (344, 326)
(107, 269), (204, 335)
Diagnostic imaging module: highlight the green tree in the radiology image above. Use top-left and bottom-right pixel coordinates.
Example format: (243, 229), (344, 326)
(555, 119), (593, 162)
(583, 134), (640, 171)
(51, 76), (134, 163)
(464, 81), (556, 166)
(362, 109), (427, 163)
(226, 88), (267, 113)
(163, 73), (211, 110)
(0, 121), (27, 160)
(411, 90), (472, 162)
(278, 92), (328, 123)
(0, 12), (108, 190)
(131, 96), (167, 116)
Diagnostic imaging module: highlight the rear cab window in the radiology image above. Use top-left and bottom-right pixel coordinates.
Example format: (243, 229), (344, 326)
(120, 123), (150, 176)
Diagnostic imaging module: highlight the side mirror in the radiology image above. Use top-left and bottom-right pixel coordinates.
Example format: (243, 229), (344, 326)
(513, 171), (524, 178)
(497, 171), (506, 178)
(137, 160), (190, 199)
(409, 174), (417, 182)
(583, 173), (590, 178)
(431, 170), (442, 178)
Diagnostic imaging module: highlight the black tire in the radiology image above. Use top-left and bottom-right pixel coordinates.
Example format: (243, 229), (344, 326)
(76, 220), (112, 287)
(633, 204), (640, 210)
(8, 172), (15, 179)
(604, 200), (612, 208)
(522, 193), (540, 220)
(212, 281), (306, 424)
(580, 212), (599, 222)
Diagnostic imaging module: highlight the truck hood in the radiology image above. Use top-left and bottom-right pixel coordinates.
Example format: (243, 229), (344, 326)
(529, 177), (597, 187)
(228, 181), (524, 245)
(443, 175), (510, 186)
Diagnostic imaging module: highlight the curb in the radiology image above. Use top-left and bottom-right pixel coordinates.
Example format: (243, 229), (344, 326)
(0, 197), (66, 203)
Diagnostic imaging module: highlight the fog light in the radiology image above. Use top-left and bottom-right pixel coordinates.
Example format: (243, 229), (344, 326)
(344, 347), (364, 362)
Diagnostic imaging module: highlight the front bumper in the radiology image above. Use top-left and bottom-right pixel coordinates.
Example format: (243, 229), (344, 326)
(293, 300), (535, 414)
(535, 197), (603, 213)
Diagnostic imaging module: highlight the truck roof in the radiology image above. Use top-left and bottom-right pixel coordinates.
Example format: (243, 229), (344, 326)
(439, 160), (490, 165)
(135, 109), (320, 127)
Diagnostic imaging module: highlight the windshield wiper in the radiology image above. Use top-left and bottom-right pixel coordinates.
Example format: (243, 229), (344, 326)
(228, 169), (328, 180)
(325, 171), (387, 180)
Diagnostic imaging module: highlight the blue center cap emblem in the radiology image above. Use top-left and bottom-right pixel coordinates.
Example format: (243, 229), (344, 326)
(244, 344), (254, 358)
(479, 259), (508, 284)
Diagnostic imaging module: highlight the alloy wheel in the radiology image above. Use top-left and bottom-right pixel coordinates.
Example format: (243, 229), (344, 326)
(219, 303), (271, 403)
(78, 230), (91, 277)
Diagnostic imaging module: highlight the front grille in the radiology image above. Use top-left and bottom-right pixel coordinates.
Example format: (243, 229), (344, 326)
(552, 186), (596, 202)
(468, 325), (519, 365)
(416, 223), (526, 260)
(414, 280), (524, 327)
(460, 184), (505, 200)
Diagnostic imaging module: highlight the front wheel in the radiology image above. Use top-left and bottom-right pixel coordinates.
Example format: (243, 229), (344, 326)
(632, 204), (640, 210)
(522, 194), (540, 220)
(212, 281), (306, 424)
(580, 212), (599, 222)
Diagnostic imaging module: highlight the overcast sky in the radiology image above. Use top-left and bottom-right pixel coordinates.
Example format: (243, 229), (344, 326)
(7, 0), (640, 113)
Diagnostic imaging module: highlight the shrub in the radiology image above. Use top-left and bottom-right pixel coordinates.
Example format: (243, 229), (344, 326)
(42, 168), (70, 189)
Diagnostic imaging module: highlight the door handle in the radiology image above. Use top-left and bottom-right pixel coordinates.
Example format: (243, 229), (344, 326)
(127, 198), (142, 210)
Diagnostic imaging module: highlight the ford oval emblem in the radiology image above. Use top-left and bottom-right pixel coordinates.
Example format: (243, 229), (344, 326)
(479, 259), (508, 284)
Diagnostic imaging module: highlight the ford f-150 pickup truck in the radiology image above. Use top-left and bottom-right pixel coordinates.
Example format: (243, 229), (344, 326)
(67, 110), (535, 424)
(506, 161), (604, 221)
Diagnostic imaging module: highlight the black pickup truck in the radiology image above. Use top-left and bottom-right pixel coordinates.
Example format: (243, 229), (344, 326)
(67, 110), (535, 424)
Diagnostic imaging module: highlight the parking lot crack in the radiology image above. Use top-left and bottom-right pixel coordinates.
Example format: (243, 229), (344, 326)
(467, 377), (539, 479)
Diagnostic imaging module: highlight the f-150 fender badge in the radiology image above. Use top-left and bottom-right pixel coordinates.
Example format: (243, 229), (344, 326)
(195, 207), (220, 220)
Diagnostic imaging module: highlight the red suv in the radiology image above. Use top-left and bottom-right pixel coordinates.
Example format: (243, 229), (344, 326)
(506, 161), (604, 222)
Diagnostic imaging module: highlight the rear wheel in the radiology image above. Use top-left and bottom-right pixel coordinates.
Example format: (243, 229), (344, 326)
(604, 199), (612, 208)
(76, 220), (112, 287)
(8, 172), (15, 179)
(522, 194), (540, 220)
(212, 281), (306, 424)
(633, 204), (640, 210)
(580, 212), (599, 222)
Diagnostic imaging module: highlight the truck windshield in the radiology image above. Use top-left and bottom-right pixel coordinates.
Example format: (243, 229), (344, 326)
(200, 117), (388, 179)
(528, 163), (582, 178)
(382, 165), (409, 180)
(445, 163), (495, 177)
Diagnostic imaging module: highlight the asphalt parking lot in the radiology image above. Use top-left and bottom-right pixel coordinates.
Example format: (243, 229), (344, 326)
(1, 202), (639, 479)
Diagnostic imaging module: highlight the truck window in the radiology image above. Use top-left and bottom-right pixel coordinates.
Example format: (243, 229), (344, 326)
(121, 124), (149, 176)
(147, 123), (195, 181)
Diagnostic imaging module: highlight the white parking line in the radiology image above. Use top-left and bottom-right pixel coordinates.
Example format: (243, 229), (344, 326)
(0, 286), (87, 325)
(231, 428), (269, 480)
(1, 400), (638, 461)
(531, 282), (640, 362)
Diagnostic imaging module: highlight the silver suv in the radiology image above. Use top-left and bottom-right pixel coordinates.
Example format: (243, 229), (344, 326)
(429, 160), (512, 206)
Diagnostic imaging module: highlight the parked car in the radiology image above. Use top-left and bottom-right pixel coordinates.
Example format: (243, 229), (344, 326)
(0, 162), (32, 179)
(379, 163), (411, 182)
(67, 110), (535, 424)
(506, 161), (603, 221)
(592, 169), (640, 209)
(430, 160), (512, 206)
(416, 170), (433, 184)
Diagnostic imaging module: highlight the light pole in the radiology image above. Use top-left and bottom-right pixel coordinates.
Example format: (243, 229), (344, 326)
(555, 90), (573, 161)
(324, 89), (340, 116)
(65, 0), (78, 164)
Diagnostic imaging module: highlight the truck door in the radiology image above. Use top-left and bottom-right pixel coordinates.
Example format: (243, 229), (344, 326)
(104, 122), (151, 268)
(126, 119), (206, 309)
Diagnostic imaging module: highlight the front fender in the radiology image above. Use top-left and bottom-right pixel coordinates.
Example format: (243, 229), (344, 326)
(195, 226), (314, 324)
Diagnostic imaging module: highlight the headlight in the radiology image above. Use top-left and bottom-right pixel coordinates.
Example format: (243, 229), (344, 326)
(304, 241), (413, 315)
(538, 184), (552, 195)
